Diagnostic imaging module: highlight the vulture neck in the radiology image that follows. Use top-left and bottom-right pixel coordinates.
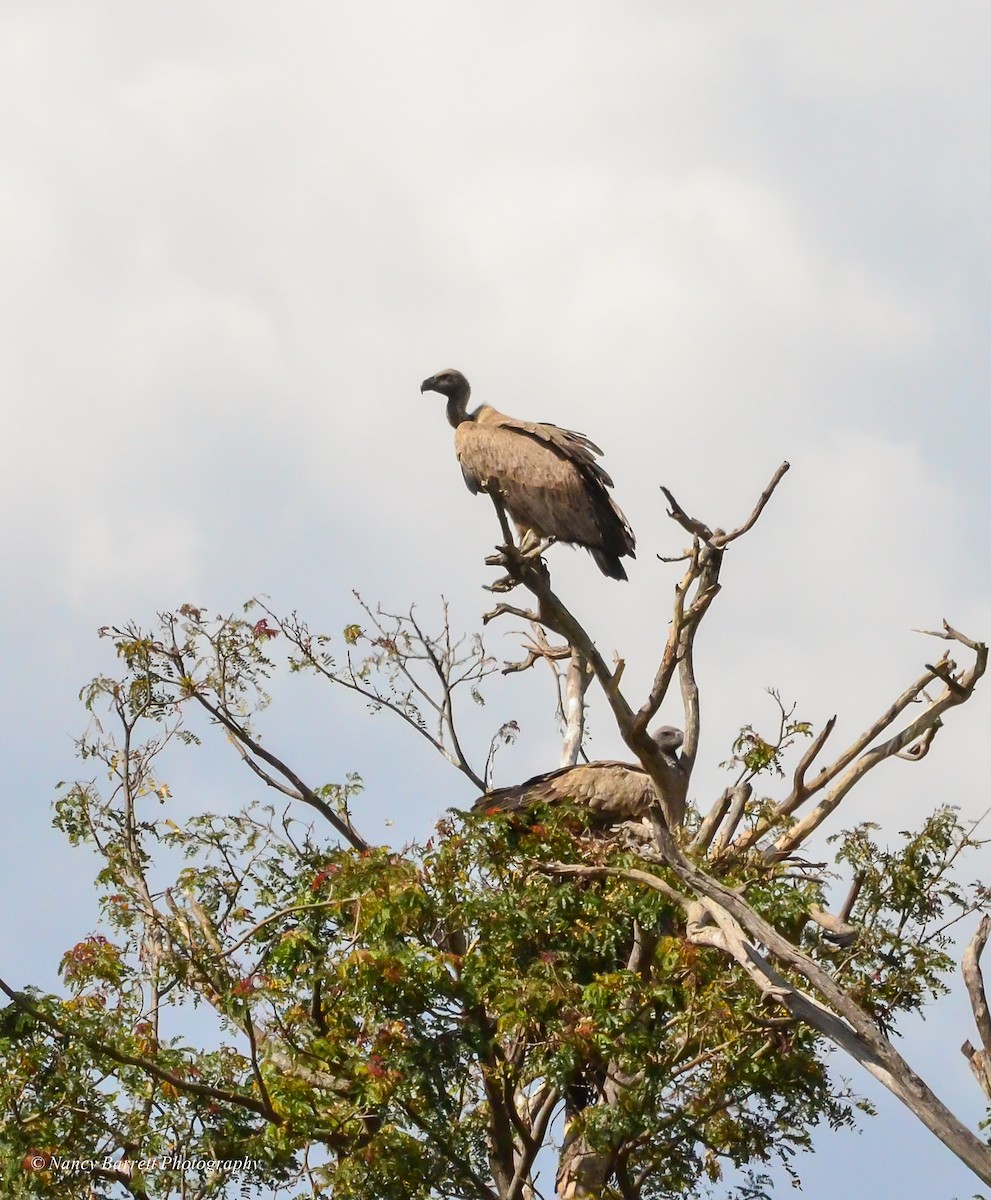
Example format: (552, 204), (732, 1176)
(445, 384), (473, 429)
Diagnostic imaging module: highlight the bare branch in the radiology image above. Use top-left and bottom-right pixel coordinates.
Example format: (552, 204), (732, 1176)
(537, 861), (687, 908)
(631, 548), (720, 741)
(711, 784), (752, 858)
(724, 631), (986, 858)
(807, 907), (859, 947)
(770, 637), (986, 857)
(229, 736), (302, 802)
(838, 871), (865, 923)
(187, 688), (369, 852)
(659, 486), (714, 542)
(710, 461), (791, 548)
(918, 619), (984, 652)
(962, 915), (991, 1102)
(633, 466), (786, 747)
(560, 649), (591, 769)
(677, 635), (701, 780)
(499, 636), (568, 673)
(688, 788), (733, 855)
(775, 716), (838, 819)
(895, 723), (940, 761)
(733, 662), (939, 855)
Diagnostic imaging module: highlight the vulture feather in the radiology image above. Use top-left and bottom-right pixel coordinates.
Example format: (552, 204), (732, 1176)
(473, 727), (686, 829)
(420, 368), (635, 579)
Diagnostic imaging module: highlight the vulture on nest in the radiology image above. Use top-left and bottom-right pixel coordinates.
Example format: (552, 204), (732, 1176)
(472, 726), (686, 830)
(420, 368), (636, 580)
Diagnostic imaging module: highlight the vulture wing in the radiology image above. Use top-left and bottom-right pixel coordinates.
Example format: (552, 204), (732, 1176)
(456, 406), (635, 578)
(473, 405), (612, 484)
(481, 410), (606, 468)
(473, 761), (655, 825)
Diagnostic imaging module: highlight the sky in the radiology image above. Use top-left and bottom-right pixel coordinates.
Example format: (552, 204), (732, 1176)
(1, 3), (990, 1196)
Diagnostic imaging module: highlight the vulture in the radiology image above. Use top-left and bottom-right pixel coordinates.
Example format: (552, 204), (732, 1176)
(472, 727), (686, 829)
(420, 369), (636, 580)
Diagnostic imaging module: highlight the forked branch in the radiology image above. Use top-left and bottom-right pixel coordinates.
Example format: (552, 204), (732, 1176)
(765, 630), (986, 857)
(482, 463), (790, 830)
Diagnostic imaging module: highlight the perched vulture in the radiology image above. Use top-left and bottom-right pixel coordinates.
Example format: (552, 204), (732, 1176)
(420, 369), (636, 580)
(472, 727), (686, 829)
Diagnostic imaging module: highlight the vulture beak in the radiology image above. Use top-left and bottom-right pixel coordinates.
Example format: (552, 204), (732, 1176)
(420, 376), (437, 394)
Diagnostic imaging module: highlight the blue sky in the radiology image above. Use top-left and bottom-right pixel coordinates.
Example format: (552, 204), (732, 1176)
(1, 4), (990, 1196)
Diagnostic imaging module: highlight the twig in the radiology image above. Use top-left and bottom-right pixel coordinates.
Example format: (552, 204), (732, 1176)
(710, 461), (791, 548)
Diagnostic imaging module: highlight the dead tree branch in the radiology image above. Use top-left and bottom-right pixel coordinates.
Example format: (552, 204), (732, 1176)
(709, 460), (791, 548)
(483, 463), (790, 835)
(711, 784), (753, 858)
(962, 915), (991, 1103)
(688, 787), (734, 855)
(807, 907), (859, 947)
(560, 649), (592, 769)
(725, 626), (986, 858)
(767, 635), (986, 858)
(838, 871), (865, 923)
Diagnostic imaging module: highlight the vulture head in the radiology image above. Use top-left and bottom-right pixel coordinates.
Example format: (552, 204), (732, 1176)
(651, 726), (684, 755)
(421, 369), (471, 403)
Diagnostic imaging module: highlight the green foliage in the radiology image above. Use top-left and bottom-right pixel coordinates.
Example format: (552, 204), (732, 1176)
(0, 605), (984, 1199)
(722, 690), (814, 781)
(827, 810), (990, 1032)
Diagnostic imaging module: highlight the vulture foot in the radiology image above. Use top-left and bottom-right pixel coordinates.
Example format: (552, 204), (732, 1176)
(483, 539), (528, 582)
(484, 573), (520, 594)
(483, 536), (553, 594)
(518, 532), (556, 560)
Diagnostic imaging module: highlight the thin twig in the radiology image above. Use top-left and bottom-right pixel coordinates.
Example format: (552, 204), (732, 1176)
(710, 461), (791, 548)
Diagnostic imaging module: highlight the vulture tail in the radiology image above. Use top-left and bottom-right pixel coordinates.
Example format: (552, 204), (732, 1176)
(591, 548), (629, 580)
